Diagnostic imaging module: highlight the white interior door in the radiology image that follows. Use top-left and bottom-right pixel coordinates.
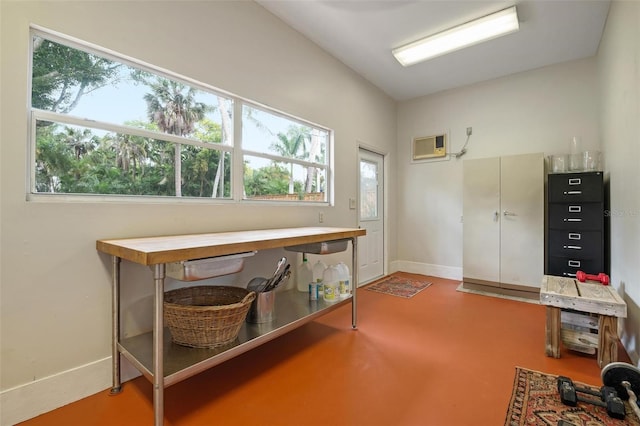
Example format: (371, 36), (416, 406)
(358, 148), (384, 284)
(463, 157), (501, 285)
(500, 153), (544, 288)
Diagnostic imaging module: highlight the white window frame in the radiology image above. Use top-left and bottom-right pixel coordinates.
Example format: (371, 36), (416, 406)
(27, 25), (333, 206)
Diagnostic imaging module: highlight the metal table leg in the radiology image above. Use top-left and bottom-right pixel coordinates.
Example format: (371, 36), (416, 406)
(153, 264), (166, 426)
(110, 256), (122, 394)
(351, 237), (358, 329)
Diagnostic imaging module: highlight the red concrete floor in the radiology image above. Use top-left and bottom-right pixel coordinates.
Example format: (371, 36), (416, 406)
(19, 273), (631, 426)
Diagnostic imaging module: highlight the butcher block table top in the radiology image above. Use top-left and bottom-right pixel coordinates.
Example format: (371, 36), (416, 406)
(96, 227), (366, 266)
(540, 275), (627, 318)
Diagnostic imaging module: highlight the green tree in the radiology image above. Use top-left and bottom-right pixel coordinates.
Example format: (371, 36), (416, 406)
(31, 36), (121, 113)
(62, 126), (98, 160)
(271, 126), (309, 193)
(144, 79), (210, 196)
(244, 163), (292, 197)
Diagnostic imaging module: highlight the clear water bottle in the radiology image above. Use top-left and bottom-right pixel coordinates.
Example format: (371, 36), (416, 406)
(296, 256), (313, 292)
(312, 260), (327, 295)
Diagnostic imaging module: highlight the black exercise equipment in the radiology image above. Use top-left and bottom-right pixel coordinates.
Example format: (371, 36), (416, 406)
(602, 362), (640, 421)
(557, 376), (626, 419)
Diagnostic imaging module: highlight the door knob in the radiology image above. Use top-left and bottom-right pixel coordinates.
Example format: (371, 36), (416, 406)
(503, 210), (516, 216)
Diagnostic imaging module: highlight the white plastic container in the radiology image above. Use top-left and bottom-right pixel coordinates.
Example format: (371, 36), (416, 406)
(312, 260), (327, 295)
(336, 262), (350, 299)
(322, 265), (340, 303)
(296, 257), (313, 292)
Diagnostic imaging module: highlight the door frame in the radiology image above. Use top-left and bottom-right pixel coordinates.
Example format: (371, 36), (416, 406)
(357, 144), (387, 285)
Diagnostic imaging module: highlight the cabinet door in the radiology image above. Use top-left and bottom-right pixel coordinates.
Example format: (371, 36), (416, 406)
(500, 153), (544, 288)
(463, 157), (500, 285)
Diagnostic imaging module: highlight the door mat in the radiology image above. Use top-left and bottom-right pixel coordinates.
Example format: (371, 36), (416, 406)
(505, 366), (640, 426)
(364, 275), (431, 298)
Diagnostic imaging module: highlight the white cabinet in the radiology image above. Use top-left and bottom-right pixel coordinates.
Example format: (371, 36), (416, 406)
(463, 153), (544, 290)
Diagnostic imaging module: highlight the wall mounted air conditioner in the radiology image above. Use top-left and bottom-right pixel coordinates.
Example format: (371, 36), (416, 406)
(413, 134), (447, 160)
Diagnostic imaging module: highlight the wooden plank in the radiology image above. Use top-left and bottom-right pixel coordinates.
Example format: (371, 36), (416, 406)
(576, 281), (627, 317)
(561, 328), (598, 349)
(545, 306), (561, 358)
(96, 227), (365, 265)
(540, 275), (626, 318)
(561, 310), (598, 329)
(597, 315), (619, 368)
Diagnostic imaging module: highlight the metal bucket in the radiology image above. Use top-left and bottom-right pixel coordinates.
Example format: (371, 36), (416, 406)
(246, 290), (275, 323)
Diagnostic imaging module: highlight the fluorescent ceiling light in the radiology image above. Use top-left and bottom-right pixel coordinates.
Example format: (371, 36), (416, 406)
(392, 6), (519, 67)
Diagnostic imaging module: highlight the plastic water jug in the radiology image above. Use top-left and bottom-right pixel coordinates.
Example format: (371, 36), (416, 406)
(322, 265), (340, 303)
(336, 262), (350, 299)
(296, 257), (313, 292)
(312, 260), (327, 294)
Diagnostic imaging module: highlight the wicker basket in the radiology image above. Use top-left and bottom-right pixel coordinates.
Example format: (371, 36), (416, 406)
(164, 286), (256, 348)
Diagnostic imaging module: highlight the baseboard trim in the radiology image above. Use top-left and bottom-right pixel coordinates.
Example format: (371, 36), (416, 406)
(460, 281), (540, 302)
(0, 356), (141, 425)
(390, 260), (462, 281)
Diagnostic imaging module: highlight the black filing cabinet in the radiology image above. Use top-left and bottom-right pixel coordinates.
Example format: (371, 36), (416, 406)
(547, 172), (605, 277)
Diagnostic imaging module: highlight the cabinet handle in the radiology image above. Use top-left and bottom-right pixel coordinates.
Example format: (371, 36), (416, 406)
(568, 260), (581, 268)
(568, 233), (581, 240)
(563, 190), (582, 195)
(503, 210), (516, 216)
(568, 205), (582, 213)
(569, 178), (582, 185)
(564, 218), (582, 222)
(563, 245), (582, 250)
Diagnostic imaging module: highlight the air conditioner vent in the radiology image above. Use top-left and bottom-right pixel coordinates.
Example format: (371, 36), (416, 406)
(413, 134), (447, 160)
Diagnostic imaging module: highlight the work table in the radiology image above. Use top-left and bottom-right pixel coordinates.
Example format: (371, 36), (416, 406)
(97, 226), (365, 426)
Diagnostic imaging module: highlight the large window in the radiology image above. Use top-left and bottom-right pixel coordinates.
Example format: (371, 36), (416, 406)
(29, 28), (330, 203)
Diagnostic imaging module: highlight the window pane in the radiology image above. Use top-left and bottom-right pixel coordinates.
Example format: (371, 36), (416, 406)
(242, 105), (327, 163)
(32, 35), (233, 147)
(35, 120), (231, 198)
(243, 155), (326, 202)
(360, 159), (378, 219)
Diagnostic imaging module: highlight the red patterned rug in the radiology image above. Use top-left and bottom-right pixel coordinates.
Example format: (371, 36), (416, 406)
(364, 275), (431, 298)
(505, 367), (640, 426)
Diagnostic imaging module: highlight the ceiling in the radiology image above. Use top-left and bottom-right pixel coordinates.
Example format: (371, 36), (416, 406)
(256, 0), (611, 101)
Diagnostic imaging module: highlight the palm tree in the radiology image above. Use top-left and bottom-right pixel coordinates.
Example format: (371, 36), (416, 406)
(63, 126), (97, 160)
(106, 133), (148, 179)
(213, 97), (232, 198)
(271, 127), (309, 194)
(144, 79), (208, 196)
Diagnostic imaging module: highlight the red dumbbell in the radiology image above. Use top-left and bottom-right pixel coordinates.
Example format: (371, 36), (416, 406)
(576, 270), (610, 285)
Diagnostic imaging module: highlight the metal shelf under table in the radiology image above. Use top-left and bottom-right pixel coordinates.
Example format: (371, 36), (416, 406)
(118, 290), (351, 386)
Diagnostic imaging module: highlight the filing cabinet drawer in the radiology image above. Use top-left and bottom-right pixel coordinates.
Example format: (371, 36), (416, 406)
(548, 203), (604, 230)
(548, 230), (602, 258)
(548, 256), (604, 277)
(548, 172), (603, 203)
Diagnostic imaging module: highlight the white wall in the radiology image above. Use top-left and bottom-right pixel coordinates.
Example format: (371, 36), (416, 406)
(597, 0), (640, 365)
(395, 58), (600, 278)
(0, 2), (397, 423)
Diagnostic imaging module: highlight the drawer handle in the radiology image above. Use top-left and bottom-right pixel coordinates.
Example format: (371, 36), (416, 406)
(562, 272), (577, 277)
(563, 245), (582, 250)
(569, 178), (582, 185)
(568, 206), (582, 213)
(564, 218), (582, 222)
(568, 233), (581, 240)
(563, 190), (582, 195)
(568, 260), (581, 268)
